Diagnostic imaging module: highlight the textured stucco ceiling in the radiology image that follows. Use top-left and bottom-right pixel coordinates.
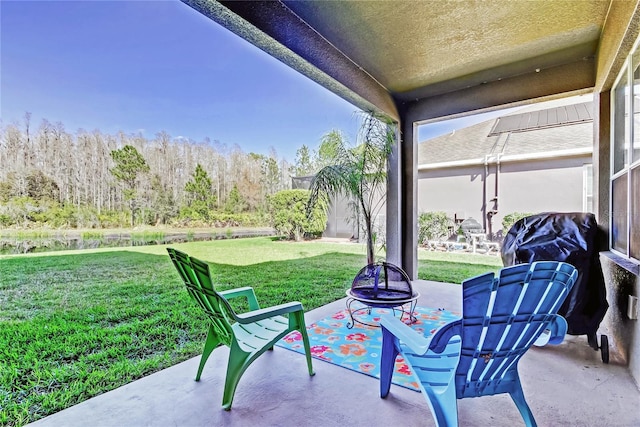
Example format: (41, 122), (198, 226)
(282, 0), (609, 99)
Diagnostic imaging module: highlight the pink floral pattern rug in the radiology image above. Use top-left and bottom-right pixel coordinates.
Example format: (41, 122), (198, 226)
(277, 306), (460, 391)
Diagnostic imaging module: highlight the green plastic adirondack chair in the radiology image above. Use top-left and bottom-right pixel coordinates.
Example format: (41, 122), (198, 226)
(380, 261), (578, 427)
(167, 248), (315, 410)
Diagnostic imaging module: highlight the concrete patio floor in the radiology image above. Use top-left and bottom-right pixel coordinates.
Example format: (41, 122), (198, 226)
(29, 280), (640, 427)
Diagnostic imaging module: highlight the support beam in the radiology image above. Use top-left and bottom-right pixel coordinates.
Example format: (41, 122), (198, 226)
(387, 113), (419, 280)
(400, 119), (418, 280)
(594, 91), (610, 232)
(595, 0), (640, 92)
(402, 58), (596, 124)
(386, 125), (402, 269)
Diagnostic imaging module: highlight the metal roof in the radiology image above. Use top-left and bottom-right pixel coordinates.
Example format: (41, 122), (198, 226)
(488, 102), (593, 136)
(418, 101), (593, 167)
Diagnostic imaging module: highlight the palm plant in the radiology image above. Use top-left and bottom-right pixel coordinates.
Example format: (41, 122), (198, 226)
(307, 111), (396, 264)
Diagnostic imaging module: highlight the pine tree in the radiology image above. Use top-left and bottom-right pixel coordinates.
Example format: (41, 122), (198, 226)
(184, 164), (217, 220)
(110, 145), (150, 227)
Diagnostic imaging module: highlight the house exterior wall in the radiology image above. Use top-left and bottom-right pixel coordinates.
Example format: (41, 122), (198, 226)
(594, 0), (640, 386)
(418, 165), (484, 229)
(324, 191), (388, 247)
(418, 155), (591, 240)
(596, 92), (640, 381)
(600, 256), (640, 369)
(323, 193), (356, 238)
(498, 157), (589, 228)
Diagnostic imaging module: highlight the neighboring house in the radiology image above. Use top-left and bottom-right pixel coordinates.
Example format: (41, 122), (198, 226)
(417, 98), (594, 241)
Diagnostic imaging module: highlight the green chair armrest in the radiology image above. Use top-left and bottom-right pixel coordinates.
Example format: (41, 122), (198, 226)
(234, 301), (304, 324)
(219, 287), (260, 311)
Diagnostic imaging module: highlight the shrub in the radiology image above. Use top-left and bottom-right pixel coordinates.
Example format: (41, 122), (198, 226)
(0, 213), (11, 227)
(418, 211), (454, 244)
(98, 210), (129, 228)
(81, 231), (104, 239)
(268, 189), (327, 241)
(208, 212), (241, 227)
(502, 212), (534, 235)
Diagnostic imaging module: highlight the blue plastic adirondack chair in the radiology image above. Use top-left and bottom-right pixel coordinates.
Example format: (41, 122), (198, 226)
(379, 261), (578, 427)
(167, 248), (315, 410)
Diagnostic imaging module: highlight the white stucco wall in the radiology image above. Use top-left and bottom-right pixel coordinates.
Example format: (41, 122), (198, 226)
(323, 193), (355, 238)
(417, 165), (485, 222)
(418, 155), (592, 238)
(499, 158), (587, 216)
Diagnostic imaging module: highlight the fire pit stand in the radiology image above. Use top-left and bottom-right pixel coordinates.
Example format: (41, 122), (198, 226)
(345, 262), (420, 328)
(345, 290), (420, 328)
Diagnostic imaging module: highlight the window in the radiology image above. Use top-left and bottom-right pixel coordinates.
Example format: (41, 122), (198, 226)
(610, 37), (640, 262)
(612, 66), (628, 174)
(634, 47), (640, 164)
(611, 172), (628, 253)
(631, 166), (640, 259)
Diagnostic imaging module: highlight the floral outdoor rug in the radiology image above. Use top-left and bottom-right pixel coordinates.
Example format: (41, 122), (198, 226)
(276, 305), (460, 391)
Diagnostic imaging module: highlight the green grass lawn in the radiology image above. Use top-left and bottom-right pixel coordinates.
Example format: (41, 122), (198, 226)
(0, 237), (501, 426)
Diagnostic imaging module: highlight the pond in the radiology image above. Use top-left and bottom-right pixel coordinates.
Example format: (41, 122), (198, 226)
(0, 228), (275, 255)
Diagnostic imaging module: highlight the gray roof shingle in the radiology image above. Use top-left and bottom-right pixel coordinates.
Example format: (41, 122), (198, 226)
(418, 101), (593, 166)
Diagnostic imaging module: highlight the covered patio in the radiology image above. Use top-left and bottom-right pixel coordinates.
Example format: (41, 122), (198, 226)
(177, 0), (640, 388)
(28, 279), (639, 426)
(27, 1), (640, 424)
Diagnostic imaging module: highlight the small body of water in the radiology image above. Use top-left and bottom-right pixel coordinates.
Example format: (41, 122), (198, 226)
(0, 229), (275, 255)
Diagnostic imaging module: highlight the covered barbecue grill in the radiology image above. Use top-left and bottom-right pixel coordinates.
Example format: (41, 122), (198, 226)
(501, 212), (609, 362)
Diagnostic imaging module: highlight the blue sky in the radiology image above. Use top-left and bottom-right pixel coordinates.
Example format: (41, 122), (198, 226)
(1, 0), (516, 161)
(1, 0), (365, 161)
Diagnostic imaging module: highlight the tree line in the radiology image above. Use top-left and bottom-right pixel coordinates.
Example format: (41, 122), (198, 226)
(0, 113), (352, 230)
(0, 113), (347, 229)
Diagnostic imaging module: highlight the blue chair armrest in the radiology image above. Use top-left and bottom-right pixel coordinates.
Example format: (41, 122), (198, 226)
(219, 287), (261, 310)
(380, 314), (463, 355)
(380, 314), (432, 354)
(546, 315), (568, 345)
(534, 314), (568, 346)
(234, 301), (304, 324)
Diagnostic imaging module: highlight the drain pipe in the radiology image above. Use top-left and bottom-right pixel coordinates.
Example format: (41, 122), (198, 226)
(487, 153), (501, 240)
(483, 155), (489, 232)
(486, 128), (510, 240)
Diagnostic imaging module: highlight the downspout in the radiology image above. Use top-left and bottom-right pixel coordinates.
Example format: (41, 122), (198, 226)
(483, 155), (489, 232)
(487, 131), (509, 240)
(488, 153), (501, 239)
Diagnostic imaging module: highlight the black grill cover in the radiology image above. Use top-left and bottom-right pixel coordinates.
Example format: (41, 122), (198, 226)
(501, 212), (608, 336)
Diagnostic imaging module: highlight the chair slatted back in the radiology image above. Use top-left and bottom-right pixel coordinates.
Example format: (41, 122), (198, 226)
(456, 261), (577, 397)
(167, 248), (234, 346)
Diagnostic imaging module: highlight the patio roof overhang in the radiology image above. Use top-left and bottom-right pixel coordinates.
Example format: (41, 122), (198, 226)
(182, 0), (640, 278)
(183, 0), (635, 119)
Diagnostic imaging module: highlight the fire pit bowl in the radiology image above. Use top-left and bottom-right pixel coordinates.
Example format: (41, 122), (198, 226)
(345, 262), (419, 328)
(349, 262), (415, 301)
